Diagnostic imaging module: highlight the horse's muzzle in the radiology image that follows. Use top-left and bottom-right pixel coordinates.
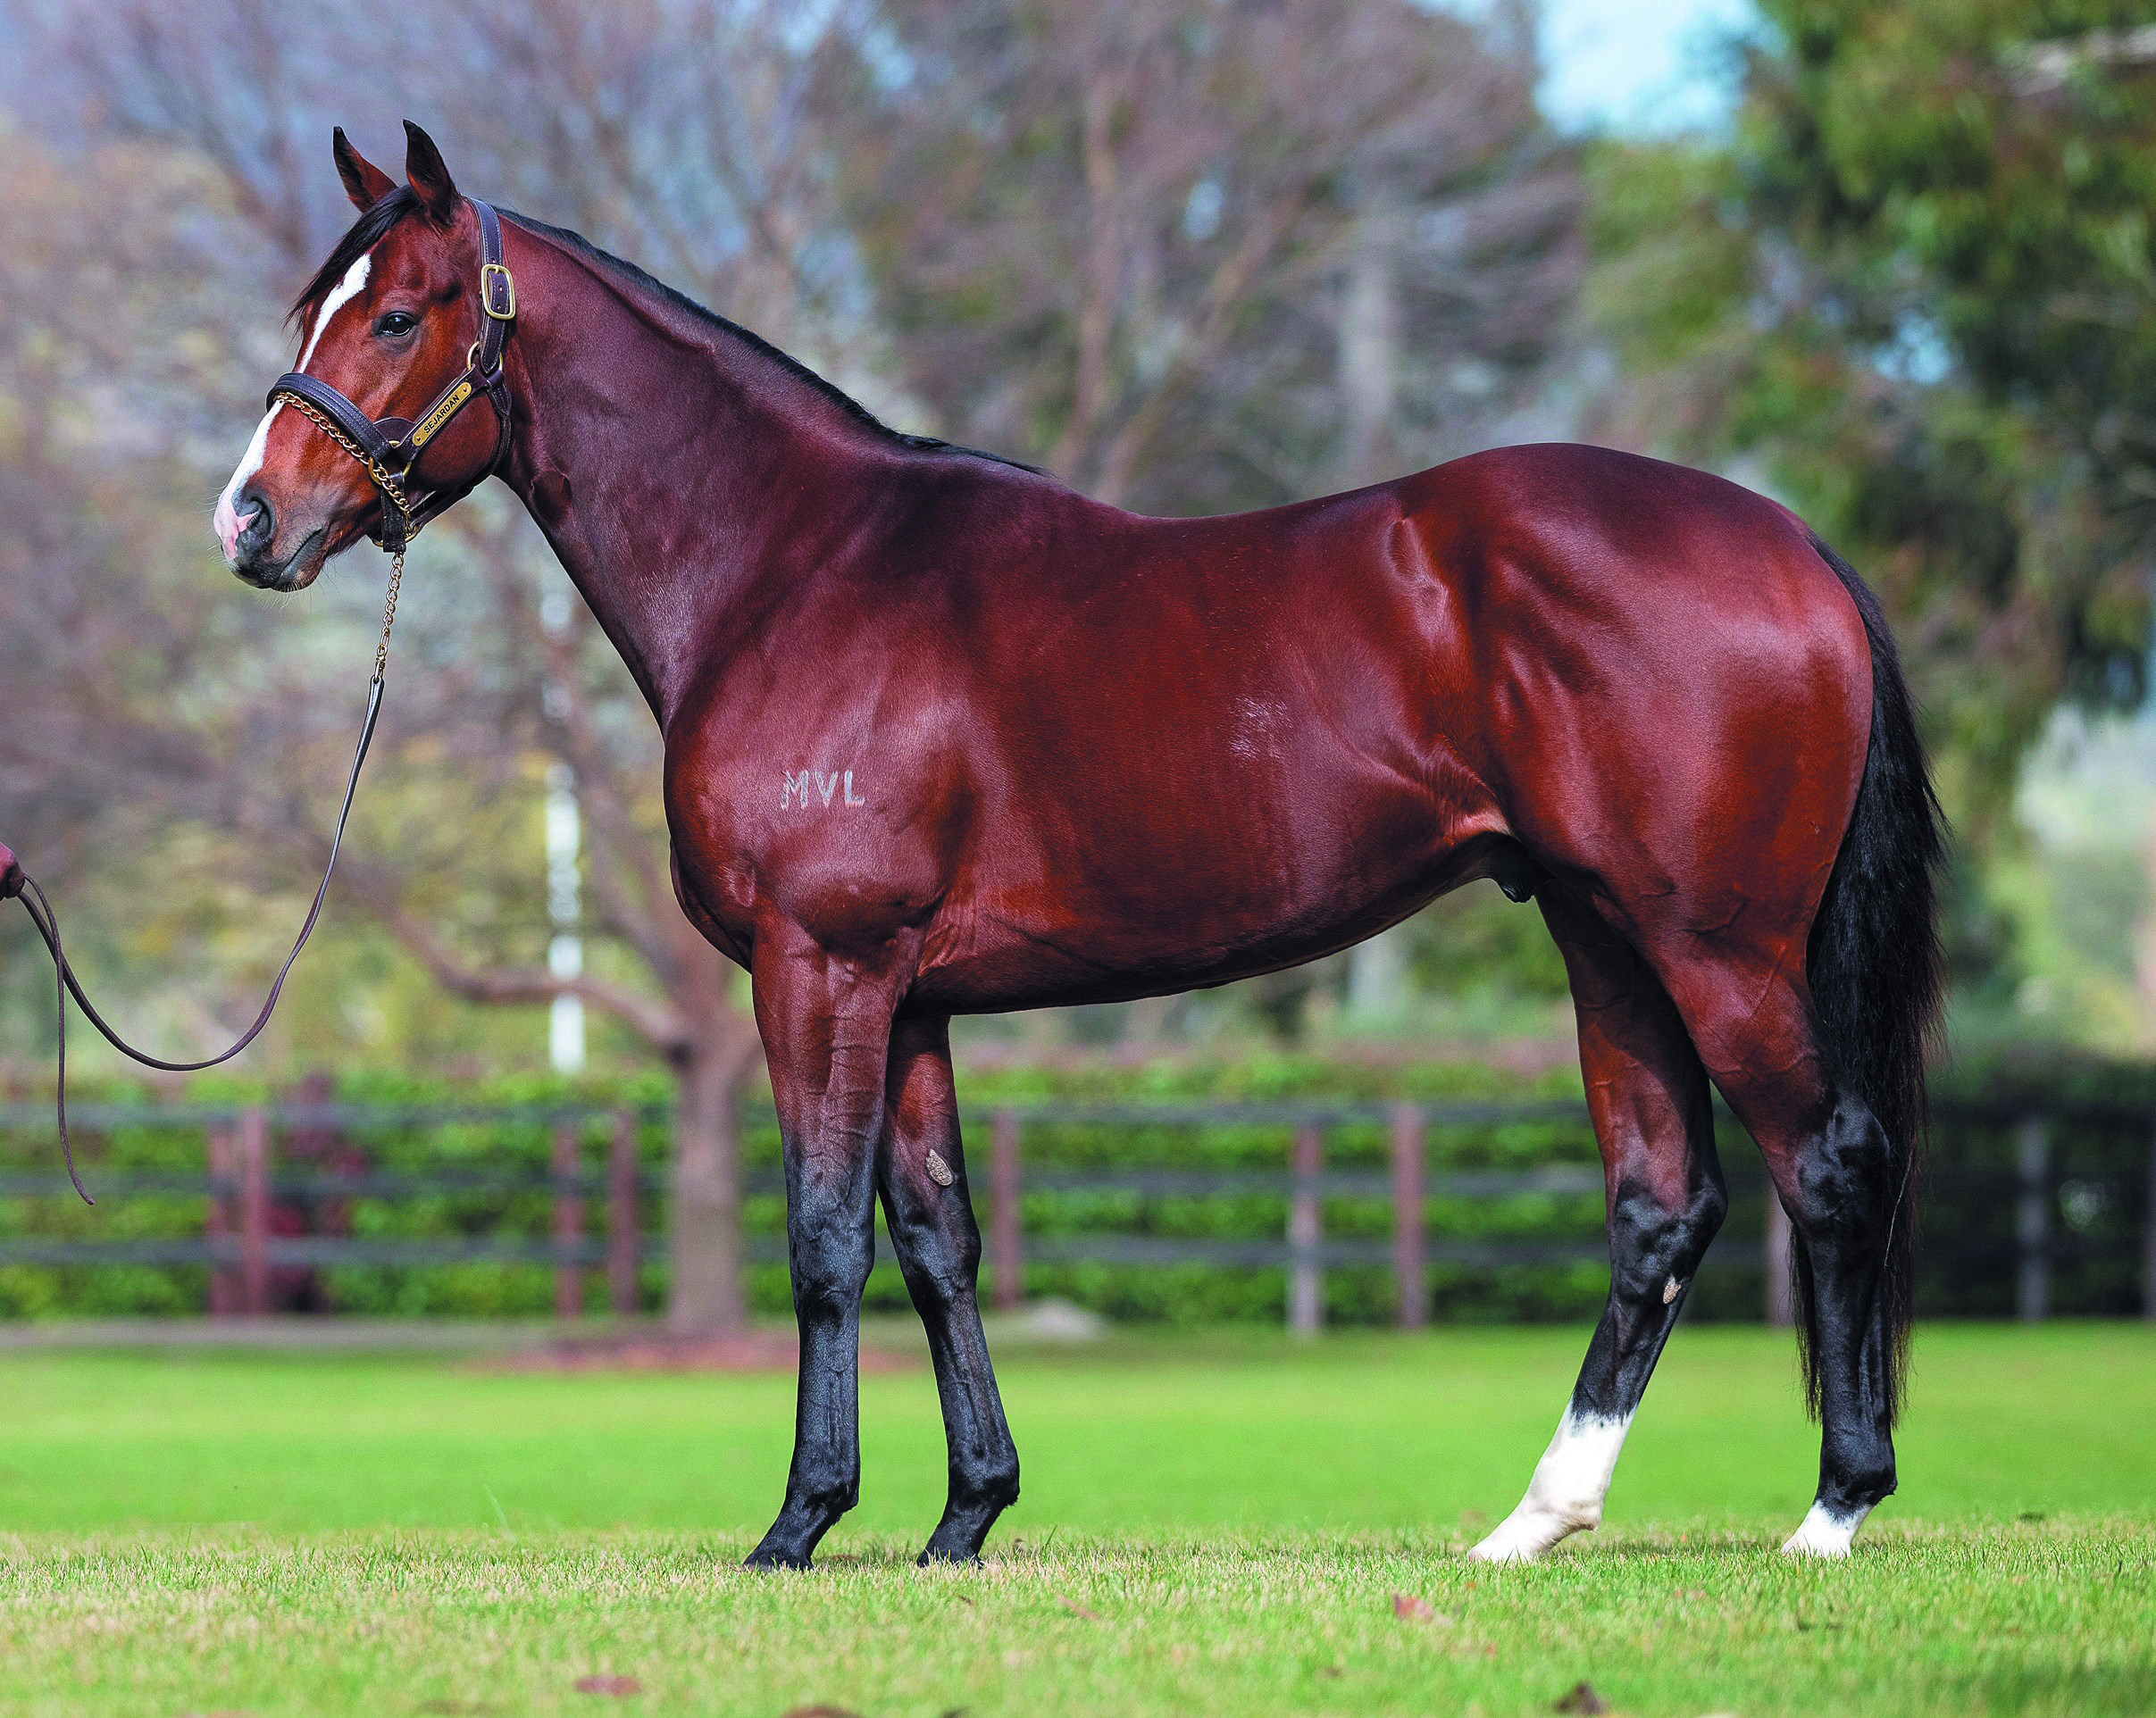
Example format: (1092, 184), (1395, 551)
(231, 523), (329, 592)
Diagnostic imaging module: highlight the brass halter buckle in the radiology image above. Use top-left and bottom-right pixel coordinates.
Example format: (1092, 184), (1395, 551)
(481, 261), (517, 321)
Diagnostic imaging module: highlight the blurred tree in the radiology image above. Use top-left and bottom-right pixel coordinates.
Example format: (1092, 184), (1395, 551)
(0, 123), (312, 1061)
(826, 0), (1580, 515)
(1585, 0), (2156, 871)
(5, 0), (882, 1332)
(3, 0), (1597, 1149)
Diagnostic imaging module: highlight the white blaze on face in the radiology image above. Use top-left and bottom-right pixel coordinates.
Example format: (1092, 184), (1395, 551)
(213, 251), (373, 563)
(1467, 1406), (1635, 1563)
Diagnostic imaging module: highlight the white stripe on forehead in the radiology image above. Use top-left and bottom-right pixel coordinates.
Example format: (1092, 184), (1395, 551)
(298, 251), (372, 372)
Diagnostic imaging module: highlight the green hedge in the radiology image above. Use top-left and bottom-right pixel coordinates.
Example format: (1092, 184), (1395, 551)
(0, 1050), (2143, 1323)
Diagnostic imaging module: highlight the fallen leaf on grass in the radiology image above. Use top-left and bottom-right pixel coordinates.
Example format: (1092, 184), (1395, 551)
(1058, 1596), (1101, 1622)
(1554, 1681), (1609, 1714)
(574, 1676), (641, 1697)
(1393, 1593), (1433, 1621)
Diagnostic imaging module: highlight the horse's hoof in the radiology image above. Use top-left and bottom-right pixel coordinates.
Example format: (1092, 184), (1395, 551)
(1779, 1502), (1865, 1558)
(1467, 1507), (1589, 1563)
(743, 1544), (814, 1572)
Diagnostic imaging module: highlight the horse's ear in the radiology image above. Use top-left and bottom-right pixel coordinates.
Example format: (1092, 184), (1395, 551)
(332, 128), (396, 212)
(402, 120), (460, 226)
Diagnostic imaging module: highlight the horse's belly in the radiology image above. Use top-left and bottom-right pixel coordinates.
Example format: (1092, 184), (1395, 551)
(909, 763), (1505, 1013)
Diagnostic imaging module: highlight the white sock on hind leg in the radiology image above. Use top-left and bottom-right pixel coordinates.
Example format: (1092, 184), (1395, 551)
(1468, 1408), (1634, 1563)
(1780, 1499), (1870, 1557)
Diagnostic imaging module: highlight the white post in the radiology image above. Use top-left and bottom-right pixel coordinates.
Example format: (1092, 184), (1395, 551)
(541, 585), (586, 1076)
(545, 760), (584, 1075)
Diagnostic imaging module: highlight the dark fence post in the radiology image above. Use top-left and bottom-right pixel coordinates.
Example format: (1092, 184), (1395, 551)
(991, 1109), (1023, 1312)
(1289, 1120), (1324, 1337)
(554, 1123), (585, 1321)
(2017, 1113), (2050, 1323)
(608, 1110), (639, 1317)
(1391, 1104), (1425, 1330)
(206, 1121), (238, 1316)
(238, 1105), (269, 1316)
(2145, 1123), (2156, 1324)
(1766, 1194), (1794, 1328)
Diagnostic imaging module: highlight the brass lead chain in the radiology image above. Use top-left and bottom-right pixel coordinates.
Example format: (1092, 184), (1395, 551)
(273, 388), (417, 686)
(374, 549), (405, 685)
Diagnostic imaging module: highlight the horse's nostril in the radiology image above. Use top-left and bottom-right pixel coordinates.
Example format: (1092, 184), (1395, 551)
(237, 491), (275, 555)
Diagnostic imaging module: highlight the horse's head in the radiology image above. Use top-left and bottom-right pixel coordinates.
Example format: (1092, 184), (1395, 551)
(215, 123), (511, 590)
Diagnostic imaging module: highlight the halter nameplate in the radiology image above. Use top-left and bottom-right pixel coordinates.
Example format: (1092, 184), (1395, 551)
(410, 379), (474, 449)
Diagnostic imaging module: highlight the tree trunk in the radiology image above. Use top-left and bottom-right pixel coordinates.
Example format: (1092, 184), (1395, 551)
(666, 1029), (756, 1336)
(1338, 207), (1410, 1024)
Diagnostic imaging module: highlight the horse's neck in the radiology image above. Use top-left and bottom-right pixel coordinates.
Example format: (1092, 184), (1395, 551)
(499, 240), (883, 728)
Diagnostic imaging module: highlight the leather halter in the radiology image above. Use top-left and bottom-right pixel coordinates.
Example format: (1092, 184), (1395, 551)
(267, 198), (516, 554)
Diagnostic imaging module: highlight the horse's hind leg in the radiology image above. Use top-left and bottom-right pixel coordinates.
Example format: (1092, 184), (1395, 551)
(1470, 882), (1727, 1562)
(1665, 972), (1904, 1558)
(874, 1013), (1021, 1562)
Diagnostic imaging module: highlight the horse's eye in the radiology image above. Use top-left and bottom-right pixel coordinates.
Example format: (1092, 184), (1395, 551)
(374, 311), (418, 338)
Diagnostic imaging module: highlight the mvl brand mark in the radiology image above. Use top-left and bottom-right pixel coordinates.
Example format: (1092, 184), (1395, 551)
(781, 769), (865, 810)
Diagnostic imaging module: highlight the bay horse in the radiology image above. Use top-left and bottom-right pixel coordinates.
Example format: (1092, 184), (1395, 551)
(215, 125), (1941, 1567)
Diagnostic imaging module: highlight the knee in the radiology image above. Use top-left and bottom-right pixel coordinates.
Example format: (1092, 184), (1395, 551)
(787, 1201), (875, 1316)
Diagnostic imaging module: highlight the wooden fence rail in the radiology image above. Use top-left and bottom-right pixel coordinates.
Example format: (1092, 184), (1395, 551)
(0, 1097), (2146, 1326)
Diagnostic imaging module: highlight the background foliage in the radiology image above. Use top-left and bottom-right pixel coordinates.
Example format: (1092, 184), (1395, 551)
(3, 0), (2156, 1322)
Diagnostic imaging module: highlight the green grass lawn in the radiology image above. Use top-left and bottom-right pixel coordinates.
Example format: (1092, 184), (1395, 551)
(0, 1322), (2146, 1715)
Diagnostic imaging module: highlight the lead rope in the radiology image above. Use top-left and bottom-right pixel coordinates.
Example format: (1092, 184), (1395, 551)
(2, 455), (412, 1205)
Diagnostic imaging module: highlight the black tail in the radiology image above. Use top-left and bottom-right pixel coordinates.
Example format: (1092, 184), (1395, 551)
(1800, 534), (1945, 1428)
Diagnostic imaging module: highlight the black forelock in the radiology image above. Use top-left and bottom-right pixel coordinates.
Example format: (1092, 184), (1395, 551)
(289, 186), (421, 327)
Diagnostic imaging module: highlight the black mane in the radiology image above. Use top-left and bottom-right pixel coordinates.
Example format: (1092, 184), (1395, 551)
(293, 188), (1040, 475)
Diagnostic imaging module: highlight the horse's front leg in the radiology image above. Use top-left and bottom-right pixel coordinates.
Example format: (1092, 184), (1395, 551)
(745, 921), (915, 1571)
(877, 1013), (1020, 1562)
